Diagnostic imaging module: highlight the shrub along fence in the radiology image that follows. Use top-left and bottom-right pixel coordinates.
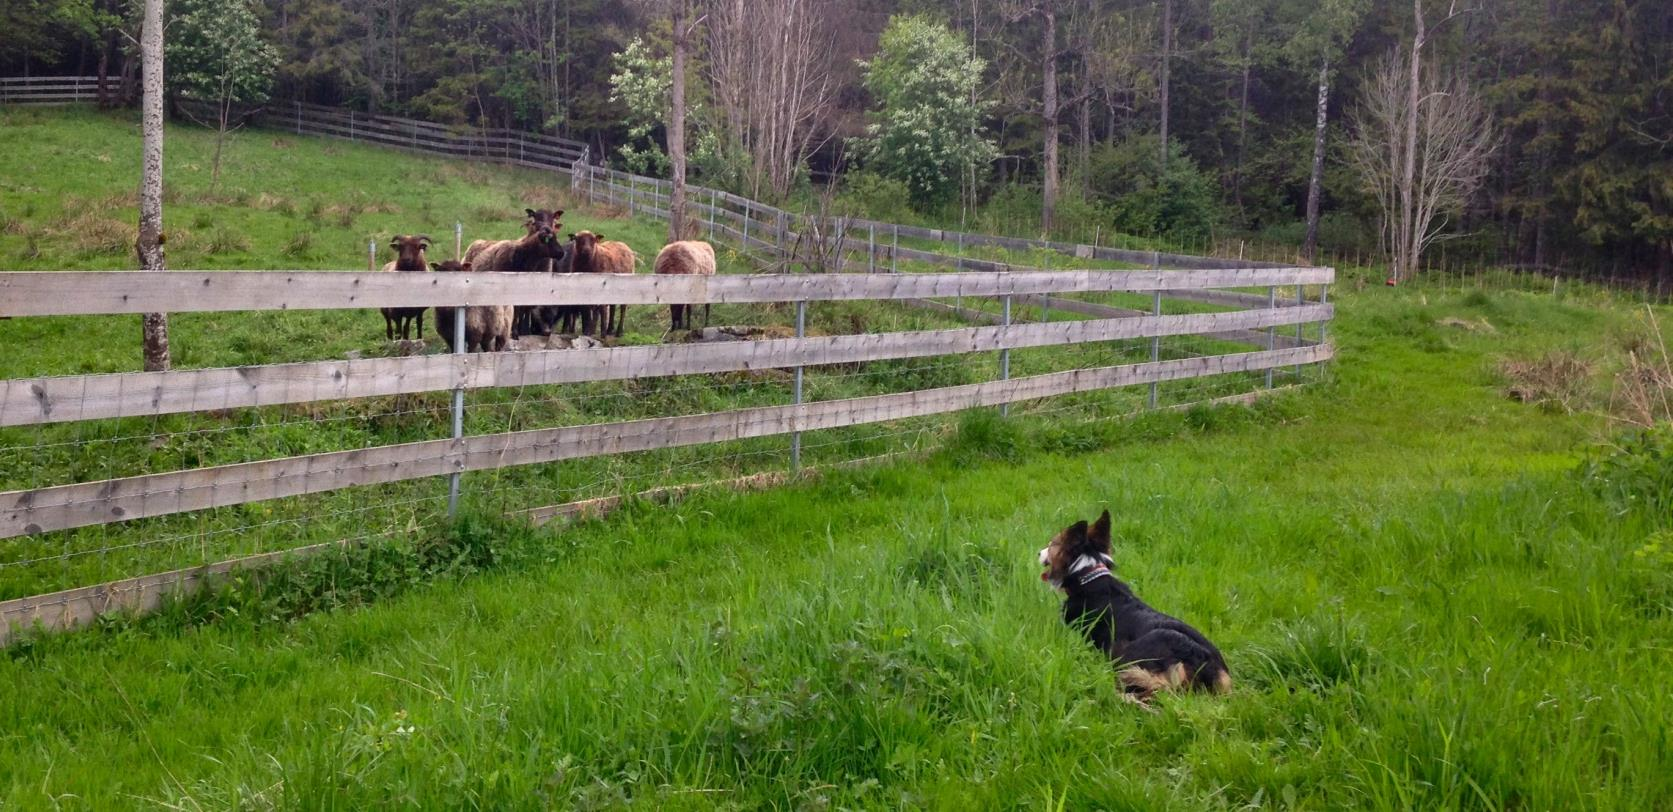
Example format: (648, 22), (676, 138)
(0, 266), (1333, 642)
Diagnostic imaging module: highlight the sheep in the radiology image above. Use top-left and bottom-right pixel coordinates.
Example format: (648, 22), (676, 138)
(380, 234), (431, 340)
(653, 240), (717, 331)
(461, 208), (567, 338)
(430, 259), (514, 352)
(565, 230), (639, 338)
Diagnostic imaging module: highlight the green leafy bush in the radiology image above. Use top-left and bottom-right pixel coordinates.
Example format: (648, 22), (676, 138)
(1087, 135), (1219, 244)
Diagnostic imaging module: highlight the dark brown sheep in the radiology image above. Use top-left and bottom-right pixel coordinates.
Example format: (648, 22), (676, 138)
(461, 208), (567, 337)
(430, 260), (514, 352)
(380, 234), (431, 340)
(653, 240), (716, 330)
(566, 230), (639, 338)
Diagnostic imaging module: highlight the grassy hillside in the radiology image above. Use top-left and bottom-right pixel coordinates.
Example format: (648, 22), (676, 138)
(0, 106), (1285, 598)
(2, 107), (1671, 809)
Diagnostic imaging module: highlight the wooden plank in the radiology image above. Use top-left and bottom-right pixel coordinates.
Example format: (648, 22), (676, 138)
(2, 305), (1330, 426)
(0, 268), (1335, 317)
(0, 539), (350, 645)
(0, 345), (1330, 538)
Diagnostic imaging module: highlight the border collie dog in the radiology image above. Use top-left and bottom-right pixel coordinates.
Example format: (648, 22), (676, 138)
(1039, 510), (1231, 703)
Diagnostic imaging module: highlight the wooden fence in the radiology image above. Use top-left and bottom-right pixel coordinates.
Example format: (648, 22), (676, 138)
(0, 266), (1333, 640)
(0, 75), (106, 105)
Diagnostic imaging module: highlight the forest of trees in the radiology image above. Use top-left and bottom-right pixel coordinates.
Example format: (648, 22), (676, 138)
(3, 0), (1669, 279)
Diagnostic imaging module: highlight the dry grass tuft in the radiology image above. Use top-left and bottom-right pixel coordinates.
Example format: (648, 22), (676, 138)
(205, 225), (252, 256)
(472, 204), (519, 223)
(1437, 316), (1496, 333)
(1609, 308), (1673, 428)
(1498, 351), (1594, 413)
(49, 210), (135, 258)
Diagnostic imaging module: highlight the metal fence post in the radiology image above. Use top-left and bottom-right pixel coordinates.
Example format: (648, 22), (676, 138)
(455, 222), (463, 261)
(447, 306), (466, 517)
(1000, 294), (1013, 418)
(1266, 285), (1277, 388)
(791, 300), (806, 471)
(368, 240), (376, 271)
(708, 188), (717, 239)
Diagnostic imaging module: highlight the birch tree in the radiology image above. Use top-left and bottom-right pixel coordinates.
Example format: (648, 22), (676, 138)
(137, 0), (169, 371)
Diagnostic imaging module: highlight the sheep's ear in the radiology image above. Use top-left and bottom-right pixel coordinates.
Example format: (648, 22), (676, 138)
(553, 209), (563, 218)
(429, 262), (442, 272)
(1089, 510), (1112, 554)
(461, 262), (473, 272)
(567, 232), (576, 241)
(525, 208), (537, 219)
(595, 232), (606, 241)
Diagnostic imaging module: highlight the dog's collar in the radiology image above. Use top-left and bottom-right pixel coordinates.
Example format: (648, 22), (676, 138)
(1050, 553), (1114, 588)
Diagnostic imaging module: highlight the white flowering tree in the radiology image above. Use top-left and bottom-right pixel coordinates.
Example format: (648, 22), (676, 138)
(167, 0), (277, 193)
(855, 16), (996, 209)
(609, 37), (675, 177)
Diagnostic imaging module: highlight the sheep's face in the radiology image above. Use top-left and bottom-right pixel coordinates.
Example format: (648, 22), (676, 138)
(389, 235), (431, 271)
(569, 230), (602, 258)
(524, 208), (564, 252)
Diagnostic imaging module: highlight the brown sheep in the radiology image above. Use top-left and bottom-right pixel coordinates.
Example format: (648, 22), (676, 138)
(567, 230), (639, 338)
(461, 208), (567, 337)
(380, 234), (431, 340)
(653, 240), (717, 330)
(430, 260), (514, 352)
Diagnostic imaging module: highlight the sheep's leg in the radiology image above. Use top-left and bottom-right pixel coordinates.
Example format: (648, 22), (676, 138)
(417, 310), (424, 340)
(704, 303), (712, 328)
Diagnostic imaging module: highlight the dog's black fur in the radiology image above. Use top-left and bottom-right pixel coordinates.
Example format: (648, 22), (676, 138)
(1041, 510), (1232, 701)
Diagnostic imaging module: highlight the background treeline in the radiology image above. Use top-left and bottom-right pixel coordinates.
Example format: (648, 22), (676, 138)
(2, 0), (1669, 280)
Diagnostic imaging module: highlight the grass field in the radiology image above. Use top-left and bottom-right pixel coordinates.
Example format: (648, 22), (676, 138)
(2, 106), (1672, 809)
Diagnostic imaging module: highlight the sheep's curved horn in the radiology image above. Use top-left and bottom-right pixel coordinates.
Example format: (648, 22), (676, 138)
(415, 234), (434, 246)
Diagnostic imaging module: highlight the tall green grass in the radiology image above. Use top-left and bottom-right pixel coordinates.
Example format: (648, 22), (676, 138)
(2, 106), (1671, 809)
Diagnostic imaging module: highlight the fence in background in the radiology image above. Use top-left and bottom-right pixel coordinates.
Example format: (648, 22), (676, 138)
(0, 76), (106, 105)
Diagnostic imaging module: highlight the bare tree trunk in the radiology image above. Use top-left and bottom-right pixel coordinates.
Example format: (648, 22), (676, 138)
(1396, 0), (1425, 281)
(668, 0), (688, 242)
(1302, 59), (1330, 262)
(1040, 0), (1059, 233)
(1232, 30), (1251, 210)
(138, 0), (170, 372)
(210, 91), (229, 196)
(1159, 0), (1172, 166)
(1077, 72), (1091, 201)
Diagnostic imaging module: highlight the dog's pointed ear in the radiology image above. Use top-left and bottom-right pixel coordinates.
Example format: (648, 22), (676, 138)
(1089, 510), (1112, 554)
(1062, 520), (1089, 550)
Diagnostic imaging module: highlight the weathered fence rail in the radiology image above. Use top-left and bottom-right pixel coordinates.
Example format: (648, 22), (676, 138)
(1, 265), (1332, 641)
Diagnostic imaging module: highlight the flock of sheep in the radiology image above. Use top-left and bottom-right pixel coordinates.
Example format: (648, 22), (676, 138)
(378, 207), (717, 352)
